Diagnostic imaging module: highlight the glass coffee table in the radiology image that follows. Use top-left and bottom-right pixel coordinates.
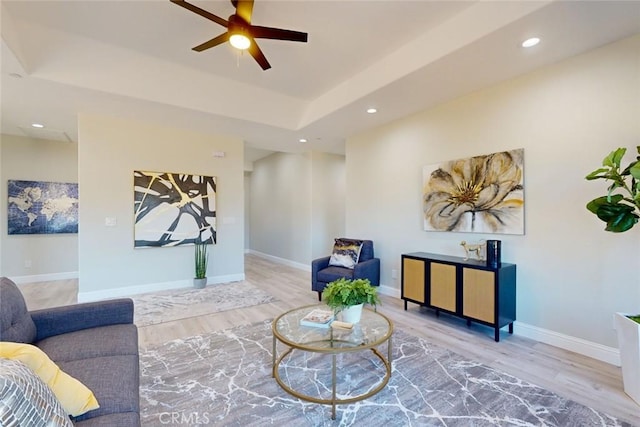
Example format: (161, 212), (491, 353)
(272, 304), (393, 420)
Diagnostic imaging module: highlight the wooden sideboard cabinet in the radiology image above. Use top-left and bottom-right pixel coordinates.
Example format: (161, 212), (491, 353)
(401, 252), (516, 342)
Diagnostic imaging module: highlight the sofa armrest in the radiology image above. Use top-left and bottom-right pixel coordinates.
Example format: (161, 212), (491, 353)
(311, 256), (331, 290)
(31, 299), (134, 341)
(312, 256), (331, 277)
(353, 258), (381, 286)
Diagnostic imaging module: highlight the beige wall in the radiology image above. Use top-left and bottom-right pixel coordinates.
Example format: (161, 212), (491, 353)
(249, 152), (312, 264)
(0, 137), (2, 275)
(346, 35), (640, 353)
(0, 134), (78, 279)
(244, 172), (251, 250)
(77, 114), (244, 299)
(248, 151), (345, 265)
(310, 152), (346, 259)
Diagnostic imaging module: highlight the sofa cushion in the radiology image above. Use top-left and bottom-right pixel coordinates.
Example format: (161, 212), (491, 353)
(36, 324), (138, 363)
(0, 342), (99, 416)
(328, 238), (363, 269)
(60, 355), (140, 423)
(317, 265), (355, 283)
(0, 358), (73, 427)
(74, 412), (141, 427)
(0, 277), (36, 344)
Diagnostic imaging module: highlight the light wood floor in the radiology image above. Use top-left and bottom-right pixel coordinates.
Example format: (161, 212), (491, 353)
(17, 254), (640, 425)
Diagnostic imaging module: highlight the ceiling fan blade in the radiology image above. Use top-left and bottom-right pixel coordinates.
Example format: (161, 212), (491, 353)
(234, 0), (254, 24)
(250, 25), (308, 43)
(171, 0), (228, 28)
(248, 40), (271, 70)
(192, 33), (229, 52)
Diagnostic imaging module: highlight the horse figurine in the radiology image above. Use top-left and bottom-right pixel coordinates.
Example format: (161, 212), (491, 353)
(460, 240), (486, 261)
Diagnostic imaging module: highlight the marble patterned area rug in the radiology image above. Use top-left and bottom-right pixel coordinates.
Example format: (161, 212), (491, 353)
(139, 320), (630, 427)
(132, 282), (277, 327)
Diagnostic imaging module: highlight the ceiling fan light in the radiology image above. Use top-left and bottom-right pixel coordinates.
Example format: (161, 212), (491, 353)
(230, 34), (251, 50)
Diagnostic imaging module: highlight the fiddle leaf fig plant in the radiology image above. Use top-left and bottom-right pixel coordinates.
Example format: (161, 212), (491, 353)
(585, 146), (640, 233)
(586, 146), (640, 326)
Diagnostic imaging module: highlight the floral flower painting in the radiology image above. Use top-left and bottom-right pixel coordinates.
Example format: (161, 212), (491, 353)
(423, 148), (524, 234)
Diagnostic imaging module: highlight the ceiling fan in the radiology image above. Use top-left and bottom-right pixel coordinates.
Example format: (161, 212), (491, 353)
(171, 0), (308, 70)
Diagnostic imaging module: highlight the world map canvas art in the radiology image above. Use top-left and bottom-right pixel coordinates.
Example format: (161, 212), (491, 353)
(134, 171), (216, 248)
(423, 148), (524, 235)
(7, 180), (79, 234)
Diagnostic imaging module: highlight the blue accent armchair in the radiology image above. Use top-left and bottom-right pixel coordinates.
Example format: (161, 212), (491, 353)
(311, 239), (380, 301)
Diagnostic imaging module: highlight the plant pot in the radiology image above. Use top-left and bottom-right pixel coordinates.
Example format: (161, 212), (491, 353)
(614, 312), (640, 405)
(340, 304), (364, 324)
(193, 278), (207, 289)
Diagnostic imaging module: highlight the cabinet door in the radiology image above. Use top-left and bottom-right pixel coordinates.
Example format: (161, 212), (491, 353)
(430, 262), (456, 312)
(462, 268), (495, 323)
(402, 258), (425, 303)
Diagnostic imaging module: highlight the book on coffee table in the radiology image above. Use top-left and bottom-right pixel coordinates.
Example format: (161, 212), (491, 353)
(300, 309), (335, 328)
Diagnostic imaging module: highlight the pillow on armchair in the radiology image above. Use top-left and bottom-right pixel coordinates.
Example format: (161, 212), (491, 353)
(328, 238), (363, 269)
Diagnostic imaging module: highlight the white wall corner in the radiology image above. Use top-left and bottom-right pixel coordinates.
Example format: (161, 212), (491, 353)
(514, 321), (621, 366)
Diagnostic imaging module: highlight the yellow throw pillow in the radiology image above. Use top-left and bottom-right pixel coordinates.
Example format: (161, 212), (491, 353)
(0, 342), (99, 417)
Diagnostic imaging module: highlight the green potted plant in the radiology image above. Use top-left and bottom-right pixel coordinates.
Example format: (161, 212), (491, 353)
(322, 278), (380, 323)
(194, 241), (208, 289)
(586, 146), (640, 233)
(585, 145), (639, 405)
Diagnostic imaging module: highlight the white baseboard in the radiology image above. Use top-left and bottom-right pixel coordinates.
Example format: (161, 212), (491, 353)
(247, 250), (311, 272)
(243, 252), (623, 367)
(379, 284), (620, 366)
(248, 250), (401, 299)
(9, 271), (78, 284)
(78, 273), (245, 302)
(378, 284), (400, 299)
(514, 321), (620, 366)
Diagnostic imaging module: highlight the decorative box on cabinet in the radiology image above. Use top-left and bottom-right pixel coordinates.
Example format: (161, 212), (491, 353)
(401, 252), (516, 342)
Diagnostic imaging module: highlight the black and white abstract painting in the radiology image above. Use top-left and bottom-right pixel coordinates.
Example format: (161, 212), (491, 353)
(134, 171), (216, 248)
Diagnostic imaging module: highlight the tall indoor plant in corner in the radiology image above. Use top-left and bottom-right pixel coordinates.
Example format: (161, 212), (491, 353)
(586, 146), (640, 405)
(194, 241), (209, 289)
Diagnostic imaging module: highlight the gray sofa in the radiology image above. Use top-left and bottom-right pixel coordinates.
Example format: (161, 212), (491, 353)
(0, 277), (140, 426)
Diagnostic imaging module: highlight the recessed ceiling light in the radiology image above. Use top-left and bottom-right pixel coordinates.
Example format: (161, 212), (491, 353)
(31, 123), (44, 128)
(366, 108), (377, 114)
(299, 138), (307, 143)
(522, 37), (540, 48)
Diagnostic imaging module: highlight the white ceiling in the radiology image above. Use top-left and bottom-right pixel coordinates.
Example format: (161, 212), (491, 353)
(2, 1), (639, 162)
